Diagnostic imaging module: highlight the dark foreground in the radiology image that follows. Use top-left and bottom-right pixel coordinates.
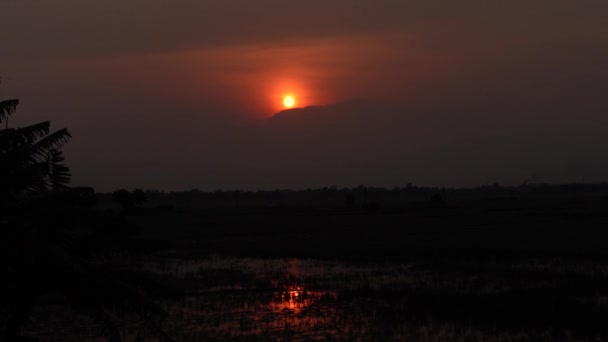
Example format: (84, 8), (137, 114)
(5, 185), (608, 341)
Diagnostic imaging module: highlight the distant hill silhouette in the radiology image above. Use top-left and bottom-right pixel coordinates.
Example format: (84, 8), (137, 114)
(268, 100), (408, 129)
(237, 99), (605, 189)
(264, 100), (424, 147)
(246, 100), (441, 189)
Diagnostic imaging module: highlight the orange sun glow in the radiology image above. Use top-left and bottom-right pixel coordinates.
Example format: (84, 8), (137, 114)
(283, 96), (295, 108)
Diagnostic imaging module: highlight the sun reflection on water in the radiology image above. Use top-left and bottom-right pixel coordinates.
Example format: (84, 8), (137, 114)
(272, 286), (310, 313)
(149, 257), (411, 340)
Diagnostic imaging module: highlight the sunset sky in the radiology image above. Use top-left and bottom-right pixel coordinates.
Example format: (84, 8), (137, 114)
(2, 1), (607, 191)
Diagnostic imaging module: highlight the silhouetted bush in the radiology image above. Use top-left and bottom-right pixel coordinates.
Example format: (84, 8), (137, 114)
(133, 188), (146, 205)
(112, 189), (135, 210)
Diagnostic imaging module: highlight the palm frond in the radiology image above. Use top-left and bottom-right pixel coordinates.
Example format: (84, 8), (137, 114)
(16, 121), (51, 144)
(49, 149), (71, 191)
(0, 99), (19, 123)
(0, 122), (51, 152)
(32, 128), (72, 158)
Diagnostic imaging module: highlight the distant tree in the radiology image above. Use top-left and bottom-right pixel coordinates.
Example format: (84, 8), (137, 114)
(133, 188), (146, 205)
(61, 186), (98, 206)
(112, 189), (135, 210)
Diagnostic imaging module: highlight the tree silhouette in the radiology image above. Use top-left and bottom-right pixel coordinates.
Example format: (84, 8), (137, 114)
(0, 98), (72, 205)
(133, 188), (146, 205)
(113, 189), (135, 210)
(0, 97), (174, 341)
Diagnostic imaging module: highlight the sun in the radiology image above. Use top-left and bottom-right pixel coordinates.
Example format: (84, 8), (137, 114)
(283, 96), (295, 108)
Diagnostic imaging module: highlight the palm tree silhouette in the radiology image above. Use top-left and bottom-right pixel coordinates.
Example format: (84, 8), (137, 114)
(0, 97), (174, 341)
(0, 98), (71, 204)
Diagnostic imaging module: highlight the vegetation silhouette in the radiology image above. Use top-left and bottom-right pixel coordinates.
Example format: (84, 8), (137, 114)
(0, 98), (71, 204)
(112, 189), (147, 213)
(0, 96), (174, 341)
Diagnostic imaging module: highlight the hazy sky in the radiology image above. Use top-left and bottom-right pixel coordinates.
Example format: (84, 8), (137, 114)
(2, 1), (607, 191)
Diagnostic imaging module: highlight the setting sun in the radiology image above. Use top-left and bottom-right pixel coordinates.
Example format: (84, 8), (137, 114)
(283, 96), (295, 108)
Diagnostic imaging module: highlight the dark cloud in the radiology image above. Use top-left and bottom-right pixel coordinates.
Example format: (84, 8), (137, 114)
(2, 0), (606, 59)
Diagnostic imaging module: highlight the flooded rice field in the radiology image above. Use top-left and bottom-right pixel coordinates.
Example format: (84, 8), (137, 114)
(21, 255), (608, 341)
(154, 257), (412, 341)
(10, 190), (608, 341)
(149, 256), (608, 341)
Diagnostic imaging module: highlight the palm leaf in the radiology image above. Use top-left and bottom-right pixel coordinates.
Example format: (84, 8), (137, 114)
(0, 99), (19, 123)
(32, 128), (72, 158)
(16, 121), (51, 144)
(48, 149), (71, 191)
(0, 122), (51, 152)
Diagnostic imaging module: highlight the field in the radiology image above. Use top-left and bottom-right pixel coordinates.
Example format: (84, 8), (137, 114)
(13, 186), (608, 341)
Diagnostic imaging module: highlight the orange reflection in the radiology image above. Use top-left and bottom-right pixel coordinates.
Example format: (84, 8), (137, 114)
(271, 285), (306, 312)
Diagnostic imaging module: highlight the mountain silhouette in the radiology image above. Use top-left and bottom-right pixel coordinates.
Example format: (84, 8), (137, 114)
(243, 99), (605, 188)
(264, 100), (423, 144)
(268, 100), (405, 128)
(246, 100), (437, 188)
